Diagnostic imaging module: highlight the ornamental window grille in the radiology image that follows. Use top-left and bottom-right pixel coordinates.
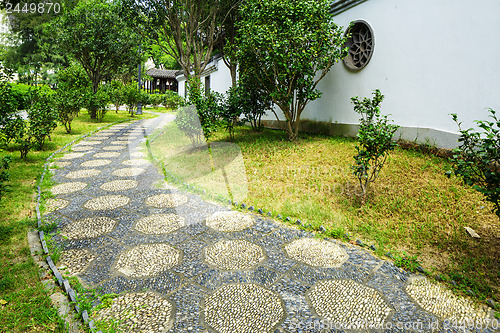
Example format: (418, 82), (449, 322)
(343, 20), (374, 70)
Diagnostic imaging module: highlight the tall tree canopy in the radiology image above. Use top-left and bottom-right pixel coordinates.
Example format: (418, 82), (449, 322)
(48, 0), (141, 118)
(237, 0), (348, 140)
(124, 0), (224, 87)
(0, 0), (70, 84)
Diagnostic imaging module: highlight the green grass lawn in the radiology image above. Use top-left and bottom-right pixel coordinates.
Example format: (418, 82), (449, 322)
(150, 123), (500, 303)
(0, 110), (154, 332)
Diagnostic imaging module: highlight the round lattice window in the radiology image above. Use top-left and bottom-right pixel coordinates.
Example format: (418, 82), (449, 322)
(343, 21), (374, 71)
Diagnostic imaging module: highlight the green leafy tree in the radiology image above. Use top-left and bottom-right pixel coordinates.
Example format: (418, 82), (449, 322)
(162, 90), (185, 110)
(28, 91), (58, 149)
(85, 88), (109, 122)
(449, 110), (500, 218)
(48, 0), (141, 119)
(124, 0), (224, 88)
(236, 0), (347, 140)
(237, 75), (272, 132)
(106, 81), (126, 113)
(122, 83), (148, 117)
(351, 90), (399, 202)
(55, 65), (91, 133)
(0, 0), (69, 85)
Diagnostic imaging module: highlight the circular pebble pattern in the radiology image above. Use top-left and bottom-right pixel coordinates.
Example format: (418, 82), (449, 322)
(406, 278), (488, 323)
(115, 243), (181, 277)
(50, 161), (71, 168)
(78, 140), (102, 145)
(61, 217), (117, 239)
(51, 182), (87, 195)
(94, 292), (173, 332)
(204, 240), (265, 270)
(112, 168), (145, 177)
(80, 159), (112, 167)
(103, 145), (127, 151)
(145, 193), (188, 208)
(100, 180), (138, 191)
(284, 238), (348, 267)
(130, 151), (146, 158)
(308, 279), (391, 329)
(205, 211), (255, 232)
(94, 152), (121, 158)
(122, 159), (149, 166)
(72, 145), (94, 152)
(134, 214), (184, 234)
(83, 195), (130, 210)
(44, 198), (69, 213)
(204, 284), (284, 333)
(60, 152), (85, 160)
(65, 169), (101, 179)
(59, 248), (95, 276)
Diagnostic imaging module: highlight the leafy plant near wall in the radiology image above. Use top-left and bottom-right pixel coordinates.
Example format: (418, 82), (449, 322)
(351, 89), (399, 203)
(449, 109), (500, 218)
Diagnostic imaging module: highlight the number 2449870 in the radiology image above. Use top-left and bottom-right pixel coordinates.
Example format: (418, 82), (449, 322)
(5, 2), (60, 14)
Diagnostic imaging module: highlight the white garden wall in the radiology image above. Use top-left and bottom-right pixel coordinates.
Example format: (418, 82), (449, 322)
(264, 0), (500, 148)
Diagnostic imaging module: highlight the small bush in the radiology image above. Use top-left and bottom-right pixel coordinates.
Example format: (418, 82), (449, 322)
(122, 83), (148, 116)
(162, 90), (184, 110)
(10, 83), (32, 110)
(55, 65), (91, 133)
(351, 89), (399, 202)
(106, 80), (125, 113)
(238, 77), (271, 132)
(221, 87), (243, 140)
(86, 88), (109, 122)
(178, 77), (221, 144)
(450, 109), (500, 218)
(0, 155), (12, 201)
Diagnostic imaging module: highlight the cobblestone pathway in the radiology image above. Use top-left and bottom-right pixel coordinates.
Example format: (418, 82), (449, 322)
(43, 114), (496, 333)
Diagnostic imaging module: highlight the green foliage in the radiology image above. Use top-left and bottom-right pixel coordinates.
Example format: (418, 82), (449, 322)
(449, 109), (500, 218)
(49, 0), (141, 119)
(9, 83), (32, 110)
(149, 93), (163, 109)
(162, 90), (185, 110)
(86, 88), (109, 122)
(220, 86), (243, 140)
(0, 155), (12, 201)
(105, 80), (126, 113)
(351, 90), (399, 201)
(28, 91), (58, 149)
(10, 89), (58, 158)
(0, 82), (19, 128)
(394, 252), (421, 272)
(236, 0), (347, 140)
(55, 65), (91, 133)
(174, 78), (222, 146)
(122, 83), (148, 117)
(237, 76), (271, 132)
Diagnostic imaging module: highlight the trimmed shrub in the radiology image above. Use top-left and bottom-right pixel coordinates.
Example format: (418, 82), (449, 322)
(351, 89), (399, 202)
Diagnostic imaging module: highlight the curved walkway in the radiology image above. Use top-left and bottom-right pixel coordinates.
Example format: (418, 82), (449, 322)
(42, 114), (495, 333)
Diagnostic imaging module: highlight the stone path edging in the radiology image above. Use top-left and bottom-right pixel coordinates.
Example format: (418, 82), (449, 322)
(33, 119), (133, 333)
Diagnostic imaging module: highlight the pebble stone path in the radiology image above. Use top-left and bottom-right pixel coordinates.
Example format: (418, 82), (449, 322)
(44, 113), (496, 333)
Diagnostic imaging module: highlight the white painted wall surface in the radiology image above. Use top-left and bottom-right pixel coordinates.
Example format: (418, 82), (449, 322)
(207, 57), (233, 94)
(264, 0), (500, 148)
(176, 56), (233, 99)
